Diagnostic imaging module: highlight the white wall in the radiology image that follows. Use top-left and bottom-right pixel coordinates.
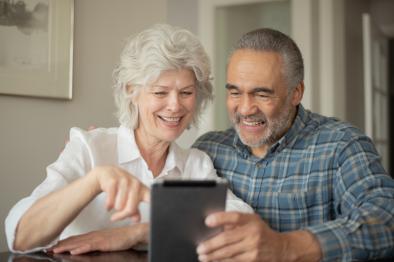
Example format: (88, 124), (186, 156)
(0, 0), (167, 252)
(166, 0), (200, 148)
(344, 0), (372, 130)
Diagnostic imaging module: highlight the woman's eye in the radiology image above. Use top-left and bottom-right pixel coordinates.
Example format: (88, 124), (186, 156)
(181, 91), (193, 96)
(153, 92), (167, 96)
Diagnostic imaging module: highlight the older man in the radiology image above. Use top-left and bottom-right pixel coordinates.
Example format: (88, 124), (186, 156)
(194, 28), (394, 261)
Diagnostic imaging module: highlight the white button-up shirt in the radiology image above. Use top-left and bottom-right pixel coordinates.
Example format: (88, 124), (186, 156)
(5, 126), (252, 252)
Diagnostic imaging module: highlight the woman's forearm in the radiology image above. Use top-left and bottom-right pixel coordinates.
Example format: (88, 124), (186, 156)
(14, 172), (99, 251)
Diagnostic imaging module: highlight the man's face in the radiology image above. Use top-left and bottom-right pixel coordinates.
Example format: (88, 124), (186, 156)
(226, 49), (301, 155)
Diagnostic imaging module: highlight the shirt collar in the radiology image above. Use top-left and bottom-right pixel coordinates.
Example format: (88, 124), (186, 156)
(162, 142), (186, 175)
(272, 104), (309, 153)
(232, 104), (310, 159)
(232, 130), (252, 159)
(117, 125), (185, 174)
(117, 125), (141, 164)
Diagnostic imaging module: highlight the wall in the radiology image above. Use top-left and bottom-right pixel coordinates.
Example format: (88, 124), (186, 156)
(166, 0), (200, 148)
(167, 0), (198, 34)
(344, 0), (371, 130)
(0, 0), (167, 252)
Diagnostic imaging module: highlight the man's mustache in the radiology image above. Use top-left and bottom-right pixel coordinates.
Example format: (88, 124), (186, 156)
(234, 112), (267, 124)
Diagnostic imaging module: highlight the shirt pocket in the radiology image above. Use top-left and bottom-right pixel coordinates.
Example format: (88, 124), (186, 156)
(256, 191), (321, 232)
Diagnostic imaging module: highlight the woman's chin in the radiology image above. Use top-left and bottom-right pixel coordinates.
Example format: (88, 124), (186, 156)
(161, 131), (184, 142)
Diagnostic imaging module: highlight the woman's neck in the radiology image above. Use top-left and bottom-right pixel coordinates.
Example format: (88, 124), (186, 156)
(134, 128), (170, 177)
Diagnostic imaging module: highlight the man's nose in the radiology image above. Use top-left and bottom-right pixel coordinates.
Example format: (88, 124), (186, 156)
(238, 94), (257, 115)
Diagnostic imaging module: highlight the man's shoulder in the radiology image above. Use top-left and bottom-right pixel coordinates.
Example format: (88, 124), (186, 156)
(306, 112), (368, 144)
(192, 128), (236, 150)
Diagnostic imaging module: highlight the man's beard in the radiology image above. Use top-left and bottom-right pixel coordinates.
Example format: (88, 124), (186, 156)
(232, 99), (294, 148)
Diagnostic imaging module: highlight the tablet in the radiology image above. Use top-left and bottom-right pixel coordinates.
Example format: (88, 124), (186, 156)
(149, 179), (227, 262)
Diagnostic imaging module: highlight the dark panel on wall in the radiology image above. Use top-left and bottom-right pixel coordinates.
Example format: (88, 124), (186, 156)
(389, 39), (394, 177)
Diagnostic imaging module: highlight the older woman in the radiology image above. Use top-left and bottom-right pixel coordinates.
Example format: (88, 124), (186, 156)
(5, 24), (252, 255)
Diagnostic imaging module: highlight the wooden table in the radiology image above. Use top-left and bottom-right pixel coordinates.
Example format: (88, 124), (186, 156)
(0, 250), (148, 261)
(1, 250), (393, 261)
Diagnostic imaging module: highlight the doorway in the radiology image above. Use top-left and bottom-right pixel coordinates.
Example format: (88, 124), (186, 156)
(213, 1), (290, 131)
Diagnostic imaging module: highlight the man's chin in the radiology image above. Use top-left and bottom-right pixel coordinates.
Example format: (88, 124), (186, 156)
(237, 133), (266, 148)
(232, 124), (265, 146)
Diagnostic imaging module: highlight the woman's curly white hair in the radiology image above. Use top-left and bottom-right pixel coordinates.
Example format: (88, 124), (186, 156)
(112, 24), (213, 130)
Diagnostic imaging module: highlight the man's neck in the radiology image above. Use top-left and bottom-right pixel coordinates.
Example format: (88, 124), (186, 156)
(251, 144), (270, 158)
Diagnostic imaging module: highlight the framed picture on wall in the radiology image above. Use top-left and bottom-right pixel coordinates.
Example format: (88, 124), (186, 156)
(0, 0), (74, 99)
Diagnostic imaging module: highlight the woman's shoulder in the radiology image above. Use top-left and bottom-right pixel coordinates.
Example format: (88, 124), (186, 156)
(170, 146), (215, 180)
(172, 142), (210, 160)
(174, 145), (214, 171)
(188, 147), (211, 159)
(66, 127), (120, 166)
(69, 127), (119, 144)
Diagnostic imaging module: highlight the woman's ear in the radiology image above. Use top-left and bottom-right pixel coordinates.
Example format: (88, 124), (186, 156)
(291, 81), (304, 106)
(127, 85), (139, 104)
(126, 84), (133, 94)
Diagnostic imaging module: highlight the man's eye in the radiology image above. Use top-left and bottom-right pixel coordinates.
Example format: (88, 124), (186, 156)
(230, 92), (240, 97)
(256, 93), (272, 100)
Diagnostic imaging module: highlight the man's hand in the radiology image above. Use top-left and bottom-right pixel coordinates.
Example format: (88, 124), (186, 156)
(49, 223), (148, 255)
(196, 212), (287, 262)
(196, 212), (322, 262)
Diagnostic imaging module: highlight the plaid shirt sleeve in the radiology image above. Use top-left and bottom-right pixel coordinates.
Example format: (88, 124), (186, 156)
(306, 136), (394, 261)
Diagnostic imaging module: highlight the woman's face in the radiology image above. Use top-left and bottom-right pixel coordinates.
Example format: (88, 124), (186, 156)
(135, 69), (197, 144)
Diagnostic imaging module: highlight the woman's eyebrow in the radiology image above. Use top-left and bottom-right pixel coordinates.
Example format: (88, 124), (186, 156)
(151, 84), (196, 89)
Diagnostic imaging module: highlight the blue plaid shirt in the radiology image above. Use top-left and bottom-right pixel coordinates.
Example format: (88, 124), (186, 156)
(193, 104), (394, 261)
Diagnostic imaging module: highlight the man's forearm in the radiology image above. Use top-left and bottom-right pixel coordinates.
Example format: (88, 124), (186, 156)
(281, 230), (322, 262)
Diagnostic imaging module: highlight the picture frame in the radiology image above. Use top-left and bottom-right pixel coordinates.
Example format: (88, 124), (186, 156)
(0, 0), (74, 99)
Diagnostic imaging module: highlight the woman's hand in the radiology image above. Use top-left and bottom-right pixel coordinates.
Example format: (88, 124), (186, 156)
(89, 166), (150, 222)
(49, 223), (149, 255)
(51, 250), (147, 262)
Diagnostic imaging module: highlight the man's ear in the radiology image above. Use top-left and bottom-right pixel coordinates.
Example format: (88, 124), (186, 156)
(291, 81), (304, 106)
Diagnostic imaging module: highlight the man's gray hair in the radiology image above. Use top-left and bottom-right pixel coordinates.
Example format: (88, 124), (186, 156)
(235, 28), (304, 90)
(112, 24), (213, 129)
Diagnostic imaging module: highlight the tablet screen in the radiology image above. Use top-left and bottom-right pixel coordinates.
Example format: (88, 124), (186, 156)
(149, 179), (227, 262)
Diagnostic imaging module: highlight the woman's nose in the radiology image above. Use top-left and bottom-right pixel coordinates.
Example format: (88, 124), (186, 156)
(167, 93), (181, 111)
